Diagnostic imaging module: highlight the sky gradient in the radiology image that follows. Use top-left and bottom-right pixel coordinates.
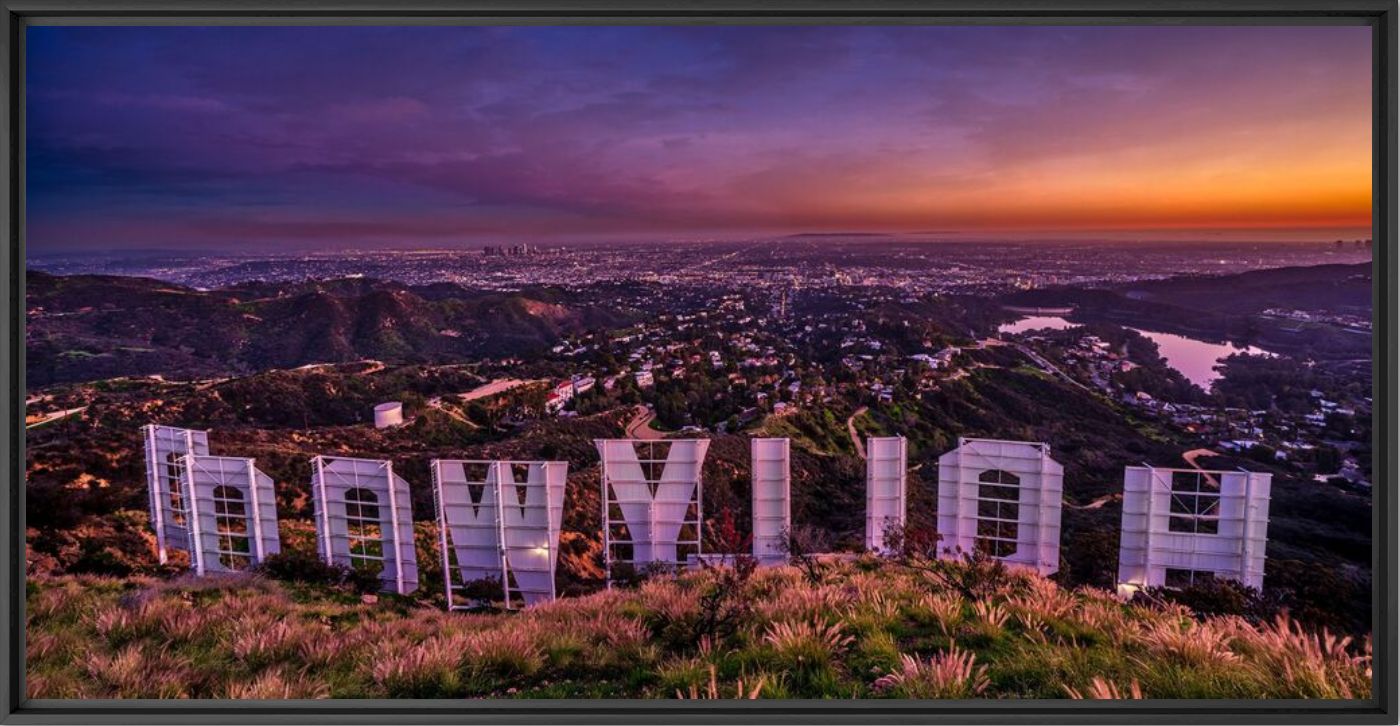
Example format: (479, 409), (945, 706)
(26, 25), (1373, 252)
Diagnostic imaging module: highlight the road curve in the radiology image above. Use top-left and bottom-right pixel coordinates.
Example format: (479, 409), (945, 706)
(624, 406), (665, 440)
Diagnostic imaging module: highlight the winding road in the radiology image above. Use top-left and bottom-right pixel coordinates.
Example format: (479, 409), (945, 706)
(1181, 448), (1223, 487)
(27, 406), (87, 430)
(1065, 493), (1119, 510)
(624, 406), (665, 440)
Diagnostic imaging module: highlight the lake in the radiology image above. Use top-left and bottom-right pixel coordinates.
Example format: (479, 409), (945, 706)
(997, 315), (1273, 389)
(1129, 329), (1273, 389)
(997, 316), (1077, 335)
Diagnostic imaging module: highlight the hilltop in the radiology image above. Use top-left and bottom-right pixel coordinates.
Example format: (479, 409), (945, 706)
(25, 558), (1370, 700)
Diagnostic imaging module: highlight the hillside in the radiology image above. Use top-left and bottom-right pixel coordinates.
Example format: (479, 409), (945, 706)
(1000, 262), (1372, 360)
(25, 558), (1370, 700)
(24, 355), (1373, 633)
(25, 272), (632, 386)
(1113, 263), (1372, 318)
(22, 262), (1374, 649)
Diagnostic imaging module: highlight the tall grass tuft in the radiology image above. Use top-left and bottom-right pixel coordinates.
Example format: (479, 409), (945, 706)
(763, 619), (854, 668)
(1234, 614), (1371, 698)
(674, 664), (764, 700)
(1136, 618), (1241, 668)
(224, 668), (331, 699)
(369, 635), (465, 698)
(228, 618), (314, 668)
(972, 601), (1010, 630)
(1064, 677), (1144, 700)
(84, 644), (197, 698)
(753, 583), (843, 623)
(465, 625), (545, 679)
(912, 593), (963, 634)
(871, 645), (990, 699)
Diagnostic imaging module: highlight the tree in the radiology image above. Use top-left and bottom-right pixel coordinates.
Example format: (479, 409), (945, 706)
(686, 503), (757, 643)
(779, 524), (833, 585)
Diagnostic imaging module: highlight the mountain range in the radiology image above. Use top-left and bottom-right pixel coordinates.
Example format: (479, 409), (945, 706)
(26, 272), (631, 387)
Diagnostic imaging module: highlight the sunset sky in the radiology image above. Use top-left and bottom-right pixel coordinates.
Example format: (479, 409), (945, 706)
(26, 25), (1373, 252)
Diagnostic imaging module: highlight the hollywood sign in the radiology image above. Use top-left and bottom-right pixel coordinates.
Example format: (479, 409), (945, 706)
(1116, 466), (1271, 595)
(433, 459), (567, 609)
(183, 454), (282, 576)
(866, 437), (908, 554)
(751, 437), (792, 565)
(937, 437), (1063, 576)
(596, 439), (708, 580)
(143, 425), (1274, 606)
(142, 424), (209, 564)
(311, 456), (418, 595)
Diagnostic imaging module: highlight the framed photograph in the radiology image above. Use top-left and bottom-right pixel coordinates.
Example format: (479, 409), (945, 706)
(3, 1), (1395, 723)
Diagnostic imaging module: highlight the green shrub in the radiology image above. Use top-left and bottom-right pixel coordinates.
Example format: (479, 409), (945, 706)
(254, 550), (381, 594)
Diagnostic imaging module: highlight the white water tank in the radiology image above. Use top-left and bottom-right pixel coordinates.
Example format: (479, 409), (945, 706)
(374, 401), (404, 429)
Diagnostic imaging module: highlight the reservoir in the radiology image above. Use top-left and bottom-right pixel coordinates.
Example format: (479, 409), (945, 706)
(998, 315), (1273, 389)
(1129, 329), (1273, 389)
(997, 315), (1077, 335)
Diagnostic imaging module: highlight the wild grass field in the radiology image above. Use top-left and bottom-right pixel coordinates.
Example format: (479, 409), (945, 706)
(25, 557), (1371, 700)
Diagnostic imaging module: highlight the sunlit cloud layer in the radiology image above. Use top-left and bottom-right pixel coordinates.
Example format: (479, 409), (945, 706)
(26, 25), (1372, 251)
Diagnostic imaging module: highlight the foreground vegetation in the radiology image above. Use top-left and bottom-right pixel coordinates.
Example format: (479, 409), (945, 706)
(27, 557), (1370, 700)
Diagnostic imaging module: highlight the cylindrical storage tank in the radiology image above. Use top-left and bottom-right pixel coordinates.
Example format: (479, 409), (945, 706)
(374, 401), (404, 429)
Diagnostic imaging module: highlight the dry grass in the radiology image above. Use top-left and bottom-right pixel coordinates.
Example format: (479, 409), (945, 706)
(972, 601), (1010, 630)
(369, 634), (466, 698)
(84, 644), (200, 698)
(1228, 615), (1372, 698)
(465, 625), (546, 678)
(912, 592), (963, 634)
(25, 559), (1373, 700)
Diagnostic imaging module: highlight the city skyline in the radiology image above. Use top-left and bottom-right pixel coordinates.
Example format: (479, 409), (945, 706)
(27, 25), (1373, 252)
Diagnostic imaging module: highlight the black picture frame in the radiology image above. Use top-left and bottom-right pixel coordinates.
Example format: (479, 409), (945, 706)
(1, 1), (1394, 723)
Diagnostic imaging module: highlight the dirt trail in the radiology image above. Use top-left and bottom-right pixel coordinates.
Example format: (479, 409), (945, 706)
(1182, 448), (1218, 469)
(425, 400), (480, 429)
(846, 406), (869, 459)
